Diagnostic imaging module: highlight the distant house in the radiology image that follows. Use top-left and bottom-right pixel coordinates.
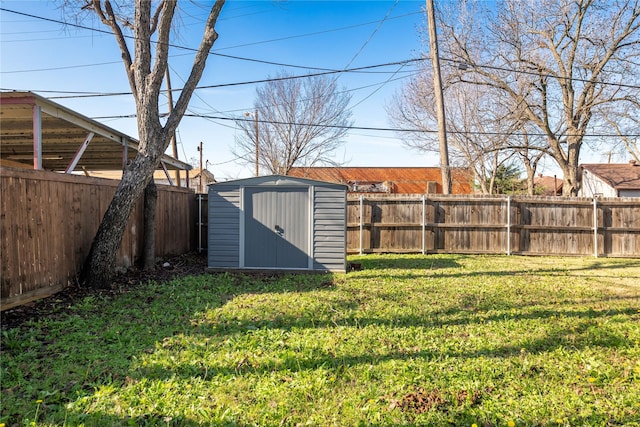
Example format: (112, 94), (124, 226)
(89, 167), (215, 193)
(579, 161), (640, 197)
(534, 174), (563, 196)
(288, 167), (473, 194)
(155, 168), (216, 193)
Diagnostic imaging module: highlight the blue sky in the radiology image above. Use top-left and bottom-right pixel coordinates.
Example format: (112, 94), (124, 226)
(1, 0), (448, 180)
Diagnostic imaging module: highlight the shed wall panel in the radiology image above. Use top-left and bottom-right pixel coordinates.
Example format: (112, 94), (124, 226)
(313, 187), (347, 271)
(208, 186), (241, 268)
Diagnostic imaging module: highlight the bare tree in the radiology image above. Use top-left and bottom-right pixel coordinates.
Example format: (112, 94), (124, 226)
(67, 0), (225, 288)
(601, 100), (640, 162)
(436, 0), (640, 195)
(234, 71), (352, 175)
(388, 60), (520, 194)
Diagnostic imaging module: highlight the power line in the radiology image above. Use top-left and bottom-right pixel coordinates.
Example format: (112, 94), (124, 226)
(0, 7), (373, 73)
(3, 6), (637, 92)
(89, 112), (640, 138)
(439, 57), (640, 91)
(341, 0), (400, 72)
(209, 11), (423, 53)
(204, 114), (640, 138)
(166, 63), (240, 132)
(1, 57), (426, 98)
(207, 72), (418, 117)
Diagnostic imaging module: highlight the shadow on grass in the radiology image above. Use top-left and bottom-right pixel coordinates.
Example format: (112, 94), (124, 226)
(349, 254), (465, 271)
(350, 255), (640, 282)
(137, 306), (635, 382)
(0, 271), (336, 426)
(61, 413), (220, 427)
(2, 257), (638, 426)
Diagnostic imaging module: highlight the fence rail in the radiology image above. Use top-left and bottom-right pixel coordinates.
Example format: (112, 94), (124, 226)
(348, 194), (640, 257)
(1, 167), (197, 310)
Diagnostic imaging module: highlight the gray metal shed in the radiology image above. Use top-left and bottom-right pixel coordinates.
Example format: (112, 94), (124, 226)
(208, 175), (347, 273)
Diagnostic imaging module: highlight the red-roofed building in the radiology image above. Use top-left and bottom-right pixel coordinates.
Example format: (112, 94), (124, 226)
(534, 174), (563, 196)
(288, 167), (473, 194)
(579, 161), (640, 197)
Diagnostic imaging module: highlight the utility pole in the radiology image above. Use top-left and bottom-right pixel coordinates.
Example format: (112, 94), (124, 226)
(165, 69), (181, 187)
(254, 109), (259, 177)
(426, 0), (452, 194)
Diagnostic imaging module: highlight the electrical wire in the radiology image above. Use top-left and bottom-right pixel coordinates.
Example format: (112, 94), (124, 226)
(439, 57), (640, 91)
(209, 10), (422, 53)
(0, 7), (367, 72)
(88, 112), (640, 138)
(3, 7), (637, 91)
(1, 57), (427, 98)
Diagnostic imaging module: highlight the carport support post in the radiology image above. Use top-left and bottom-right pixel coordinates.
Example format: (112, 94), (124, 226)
(359, 195), (364, 255)
(593, 197), (598, 258)
(32, 105), (42, 170)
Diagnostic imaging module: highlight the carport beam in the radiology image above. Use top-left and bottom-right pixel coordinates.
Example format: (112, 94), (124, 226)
(65, 132), (95, 173)
(160, 162), (174, 186)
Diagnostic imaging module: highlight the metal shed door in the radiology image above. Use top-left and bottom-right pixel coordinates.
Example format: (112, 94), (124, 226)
(244, 187), (309, 269)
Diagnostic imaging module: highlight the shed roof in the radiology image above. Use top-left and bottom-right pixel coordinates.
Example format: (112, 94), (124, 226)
(580, 162), (640, 190)
(288, 167), (473, 194)
(0, 91), (191, 171)
(210, 174), (347, 190)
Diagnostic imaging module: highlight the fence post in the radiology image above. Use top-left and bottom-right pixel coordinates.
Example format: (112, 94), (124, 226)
(359, 195), (364, 255)
(506, 196), (511, 256)
(198, 194), (203, 254)
(593, 197), (598, 258)
(422, 195), (426, 255)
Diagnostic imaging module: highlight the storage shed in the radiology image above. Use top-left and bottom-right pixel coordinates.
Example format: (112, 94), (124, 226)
(208, 175), (347, 273)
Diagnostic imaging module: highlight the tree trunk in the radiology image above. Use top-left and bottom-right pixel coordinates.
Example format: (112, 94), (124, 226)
(143, 179), (157, 271)
(523, 160), (535, 196)
(80, 153), (158, 288)
(563, 166), (580, 197)
(77, 0), (225, 289)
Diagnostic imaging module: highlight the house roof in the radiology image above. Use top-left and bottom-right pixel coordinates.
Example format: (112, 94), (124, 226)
(288, 167), (473, 194)
(0, 91), (191, 171)
(534, 175), (563, 195)
(580, 162), (640, 190)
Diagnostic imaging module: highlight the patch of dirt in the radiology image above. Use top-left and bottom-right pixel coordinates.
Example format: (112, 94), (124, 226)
(1, 252), (207, 331)
(397, 387), (447, 413)
(389, 386), (494, 414)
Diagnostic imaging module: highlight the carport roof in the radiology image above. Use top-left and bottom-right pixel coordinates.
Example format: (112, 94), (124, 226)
(0, 91), (191, 172)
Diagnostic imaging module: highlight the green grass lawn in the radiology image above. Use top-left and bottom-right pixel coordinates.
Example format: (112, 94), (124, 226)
(1, 254), (639, 426)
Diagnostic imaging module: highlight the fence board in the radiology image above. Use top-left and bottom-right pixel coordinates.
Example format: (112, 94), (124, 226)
(1, 167), (196, 310)
(346, 194), (640, 257)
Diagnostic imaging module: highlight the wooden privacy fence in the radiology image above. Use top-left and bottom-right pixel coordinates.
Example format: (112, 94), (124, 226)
(1, 167), (196, 310)
(348, 194), (640, 257)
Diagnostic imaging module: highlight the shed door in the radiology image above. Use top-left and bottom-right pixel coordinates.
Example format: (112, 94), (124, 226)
(244, 187), (309, 269)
